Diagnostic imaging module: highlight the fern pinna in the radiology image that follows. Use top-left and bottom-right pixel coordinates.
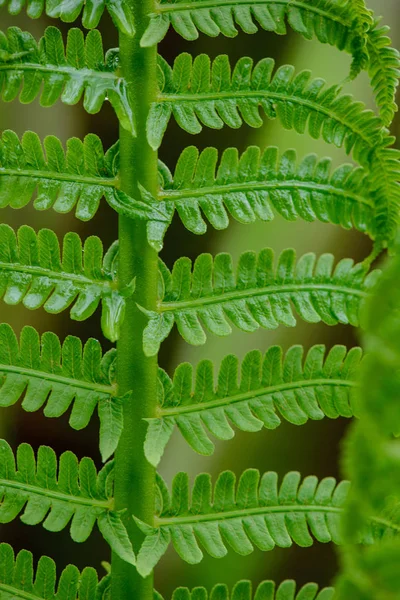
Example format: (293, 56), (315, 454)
(0, 1), (399, 600)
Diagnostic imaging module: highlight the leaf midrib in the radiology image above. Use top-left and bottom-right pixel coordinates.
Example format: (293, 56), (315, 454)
(0, 167), (117, 189)
(0, 363), (115, 396)
(0, 261), (113, 288)
(160, 179), (373, 208)
(0, 478), (111, 509)
(0, 583), (44, 600)
(160, 377), (356, 417)
(0, 62), (117, 82)
(155, 0), (350, 28)
(159, 282), (368, 312)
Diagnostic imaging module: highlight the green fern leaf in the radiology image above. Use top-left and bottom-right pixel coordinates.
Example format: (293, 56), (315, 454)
(366, 22), (400, 127)
(144, 344), (362, 466)
(0, 131), (139, 221)
(0, 26), (135, 135)
(0, 440), (135, 566)
(136, 145), (376, 250)
(0, 323), (125, 462)
(0, 0), (135, 35)
(135, 469), (373, 576)
(0, 542), (103, 600)
(155, 579), (335, 600)
(141, 249), (380, 356)
(0, 224), (131, 343)
(141, 0), (370, 77)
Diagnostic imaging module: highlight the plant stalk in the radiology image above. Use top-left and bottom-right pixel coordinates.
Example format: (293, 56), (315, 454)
(112, 3), (158, 599)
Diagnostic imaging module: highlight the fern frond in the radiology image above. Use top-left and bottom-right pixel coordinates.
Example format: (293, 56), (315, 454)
(0, 26), (135, 135)
(366, 22), (400, 127)
(0, 440), (135, 566)
(0, 224), (130, 343)
(135, 145), (376, 250)
(0, 323), (125, 462)
(0, 0), (135, 35)
(155, 579), (335, 600)
(145, 344), (362, 466)
(141, 249), (379, 356)
(0, 542), (103, 600)
(0, 131), (140, 221)
(141, 0), (370, 77)
(135, 469), (372, 576)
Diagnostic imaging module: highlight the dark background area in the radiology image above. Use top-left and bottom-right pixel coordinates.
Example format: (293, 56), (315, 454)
(0, 1), (398, 595)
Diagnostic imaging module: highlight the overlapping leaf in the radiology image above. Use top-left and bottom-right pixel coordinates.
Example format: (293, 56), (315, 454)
(0, 224), (130, 343)
(0, 323), (126, 462)
(145, 344), (362, 466)
(0, 440), (135, 566)
(135, 469), (374, 576)
(0, 543), (104, 600)
(0, 130), (138, 221)
(141, 248), (379, 356)
(136, 145), (376, 250)
(155, 579), (335, 600)
(0, 0), (135, 35)
(0, 26), (135, 134)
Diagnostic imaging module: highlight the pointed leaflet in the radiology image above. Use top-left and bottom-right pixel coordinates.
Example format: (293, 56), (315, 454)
(135, 469), (379, 576)
(0, 225), (131, 343)
(0, 131), (139, 221)
(145, 344), (362, 466)
(136, 145), (376, 250)
(0, 324), (126, 462)
(0, 26), (135, 135)
(0, 441), (135, 565)
(141, 249), (380, 355)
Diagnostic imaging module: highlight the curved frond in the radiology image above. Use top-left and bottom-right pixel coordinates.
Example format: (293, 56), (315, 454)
(145, 344), (362, 466)
(0, 224), (130, 343)
(0, 131), (138, 222)
(0, 542), (103, 600)
(136, 145), (376, 250)
(156, 579), (335, 600)
(0, 26), (135, 135)
(141, 249), (380, 356)
(141, 0), (370, 78)
(135, 469), (370, 576)
(0, 0), (135, 36)
(0, 440), (135, 566)
(0, 324), (126, 462)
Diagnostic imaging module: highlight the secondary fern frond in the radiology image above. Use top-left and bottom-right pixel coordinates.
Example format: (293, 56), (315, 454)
(145, 344), (362, 466)
(0, 0), (135, 36)
(0, 130), (139, 221)
(0, 26), (135, 135)
(0, 543), (103, 600)
(135, 469), (370, 576)
(136, 145), (376, 250)
(141, 0), (370, 79)
(0, 224), (131, 343)
(0, 323), (125, 462)
(141, 249), (379, 356)
(155, 579), (335, 600)
(0, 440), (135, 566)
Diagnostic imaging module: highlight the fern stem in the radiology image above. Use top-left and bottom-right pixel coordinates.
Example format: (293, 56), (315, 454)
(112, 2), (159, 599)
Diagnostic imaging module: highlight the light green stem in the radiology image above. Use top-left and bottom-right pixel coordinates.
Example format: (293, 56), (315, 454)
(112, 2), (159, 599)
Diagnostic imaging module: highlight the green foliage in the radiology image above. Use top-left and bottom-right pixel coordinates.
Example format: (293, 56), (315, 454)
(145, 344), (362, 466)
(0, 26), (135, 134)
(0, 323), (125, 462)
(135, 469), (361, 577)
(0, 0), (135, 35)
(155, 580), (335, 600)
(135, 144), (377, 250)
(141, 248), (379, 356)
(0, 224), (131, 342)
(0, 439), (136, 566)
(0, 130), (138, 221)
(0, 542), (103, 600)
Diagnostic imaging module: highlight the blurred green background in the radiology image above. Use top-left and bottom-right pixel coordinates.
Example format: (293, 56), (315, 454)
(0, 1), (398, 595)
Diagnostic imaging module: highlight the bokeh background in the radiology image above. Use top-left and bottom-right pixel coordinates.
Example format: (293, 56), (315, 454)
(0, 1), (398, 595)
